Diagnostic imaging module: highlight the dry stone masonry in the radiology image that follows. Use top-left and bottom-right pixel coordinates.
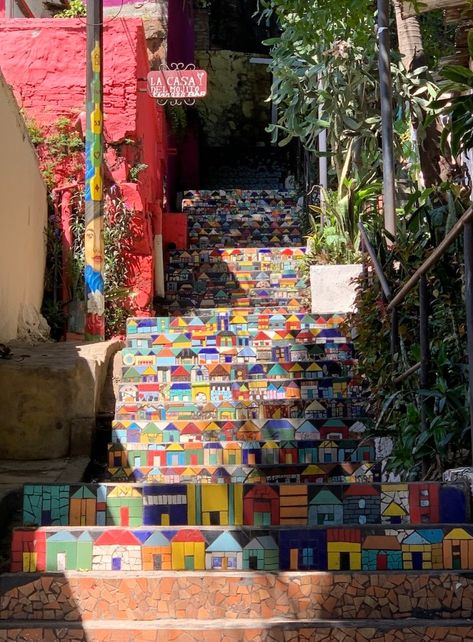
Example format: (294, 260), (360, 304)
(2, 190), (473, 641)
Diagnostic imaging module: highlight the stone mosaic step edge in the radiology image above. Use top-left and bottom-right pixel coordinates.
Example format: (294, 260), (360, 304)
(2, 571), (473, 622)
(0, 619), (473, 642)
(10, 524), (473, 574)
(22, 481), (469, 529)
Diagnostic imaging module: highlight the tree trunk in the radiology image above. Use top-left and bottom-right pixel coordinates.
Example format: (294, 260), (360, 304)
(392, 0), (452, 186)
(393, 0), (427, 70)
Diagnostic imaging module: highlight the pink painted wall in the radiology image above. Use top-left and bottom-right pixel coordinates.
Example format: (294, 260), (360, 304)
(0, 18), (167, 315)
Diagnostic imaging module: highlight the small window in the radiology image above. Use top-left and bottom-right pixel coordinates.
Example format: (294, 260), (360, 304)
(212, 557), (222, 569)
(358, 499), (366, 509)
(420, 499), (430, 507)
(302, 548), (314, 567)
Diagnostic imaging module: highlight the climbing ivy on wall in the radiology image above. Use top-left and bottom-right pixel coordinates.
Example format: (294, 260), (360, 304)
(43, 188), (134, 340)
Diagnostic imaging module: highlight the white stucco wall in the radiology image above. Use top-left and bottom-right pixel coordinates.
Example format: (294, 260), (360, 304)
(0, 69), (47, 342)
(310, 264), (363, 314)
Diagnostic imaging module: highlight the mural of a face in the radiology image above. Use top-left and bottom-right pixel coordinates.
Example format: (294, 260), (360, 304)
(84, 217), (104, 272)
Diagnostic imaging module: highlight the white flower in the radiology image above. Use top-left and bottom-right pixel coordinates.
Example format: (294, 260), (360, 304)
(87, 291), (105, 316)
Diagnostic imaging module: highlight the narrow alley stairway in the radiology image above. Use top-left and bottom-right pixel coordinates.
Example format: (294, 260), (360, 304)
(2, 190), (473, 642)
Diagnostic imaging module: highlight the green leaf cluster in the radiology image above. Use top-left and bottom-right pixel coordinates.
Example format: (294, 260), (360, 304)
(347, 185), (472, 479)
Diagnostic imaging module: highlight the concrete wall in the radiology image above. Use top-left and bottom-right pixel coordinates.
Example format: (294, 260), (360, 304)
(0, 69), (47, 343)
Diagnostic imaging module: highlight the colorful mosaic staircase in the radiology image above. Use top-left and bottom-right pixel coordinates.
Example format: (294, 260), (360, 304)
(3, 190), (473, 642)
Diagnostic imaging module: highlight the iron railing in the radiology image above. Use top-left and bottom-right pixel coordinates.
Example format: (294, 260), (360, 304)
(358, 205), (473, 463)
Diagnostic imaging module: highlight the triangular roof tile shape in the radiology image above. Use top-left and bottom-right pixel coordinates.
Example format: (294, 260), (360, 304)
(94, 530), (142, 546)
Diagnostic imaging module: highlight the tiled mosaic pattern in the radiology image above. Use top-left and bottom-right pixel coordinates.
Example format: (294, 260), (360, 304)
(103, 462), (384, 484)
(23, 482), (469, 528)
(2, 626), (472, 642)
(107, 439), (377, 467)
(165, 247), (308, 312)
(10, 189), (473, 586)
(182, 191), (303, 250)
(111, 418), (368, 444)
(127, 312), (345, 335)
(3, 572), (473, 622)
(11, 525), (473, 572)
(114, 399), (367, 422)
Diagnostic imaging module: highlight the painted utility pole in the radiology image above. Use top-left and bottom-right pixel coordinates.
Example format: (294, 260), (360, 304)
(377, 0), (396, 238)
(84, 0), (105, 341)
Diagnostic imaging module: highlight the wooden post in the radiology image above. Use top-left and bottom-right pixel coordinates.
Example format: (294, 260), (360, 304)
(84, 0), (105, 341)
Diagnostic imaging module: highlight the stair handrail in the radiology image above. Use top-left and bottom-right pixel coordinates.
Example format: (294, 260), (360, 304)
(387, 205), (473, 311)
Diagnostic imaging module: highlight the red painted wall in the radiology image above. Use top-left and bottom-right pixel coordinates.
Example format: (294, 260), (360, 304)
(163, 213), (188, 251)
(0, 18), (167, 315)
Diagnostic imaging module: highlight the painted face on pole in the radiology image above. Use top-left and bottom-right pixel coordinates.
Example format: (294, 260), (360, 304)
(85, 218), (104, 273)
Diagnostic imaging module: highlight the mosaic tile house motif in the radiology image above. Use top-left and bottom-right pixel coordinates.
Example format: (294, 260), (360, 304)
(10, 189), (473, 579)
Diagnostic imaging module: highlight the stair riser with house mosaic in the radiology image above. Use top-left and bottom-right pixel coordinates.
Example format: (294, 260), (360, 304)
(111, 418), (368, 443)
(11, 525), (473, 573)
(22, 482), (469, 528)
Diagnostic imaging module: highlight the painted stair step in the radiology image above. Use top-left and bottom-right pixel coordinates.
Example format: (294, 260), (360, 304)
(121, 360), (357, 384)
(127, 313), (345, 336)
(121, 346), (355, 368)
(166, 262), (305, 276)
(117, 377), (364, 404)
(187, 239), (304, 250)
(3, 621), (473, 642)
(111, 418), (369, 443)
(22, 482), (468, 528)
(166, 275), (307, 292)
(187, 225), (302, 236)
(128, 314), (342, 333)
(103, 462), (382, 484)
(3, 571), (473, 623)
(114, 398), (367, 422)
(167, 305), (312, 316)
(165, 291), (307, 309)
(167, 246), (306, 260)
(167, 254), (306, 272)
(107, 438), (381, 468)
(11, 524), (473, 573)
(186, 237), (304, 248)
(183, 188), (301, 199)
(123, 338), (354, 352)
